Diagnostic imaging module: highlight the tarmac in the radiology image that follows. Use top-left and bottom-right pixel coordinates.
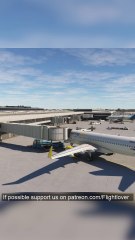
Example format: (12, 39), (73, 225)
(0, 120), (135, 193)
(0, 120), (135, 240)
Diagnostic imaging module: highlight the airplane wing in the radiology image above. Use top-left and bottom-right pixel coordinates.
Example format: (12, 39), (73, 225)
(50, 144), (97, 160)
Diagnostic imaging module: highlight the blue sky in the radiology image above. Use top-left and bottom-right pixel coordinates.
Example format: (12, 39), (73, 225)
(0, 48), (135, 109)
(0, 0), (135, 47)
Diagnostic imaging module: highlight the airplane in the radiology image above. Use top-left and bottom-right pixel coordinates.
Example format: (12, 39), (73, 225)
(107, 114), (135, 122)
(48, 130), (135, 160)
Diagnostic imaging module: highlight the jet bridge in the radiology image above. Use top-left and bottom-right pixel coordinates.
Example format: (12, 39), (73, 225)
(0, 123), (69, 141)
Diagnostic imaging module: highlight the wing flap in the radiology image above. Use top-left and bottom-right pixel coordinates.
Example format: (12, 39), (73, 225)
(51, 144), (97, 159)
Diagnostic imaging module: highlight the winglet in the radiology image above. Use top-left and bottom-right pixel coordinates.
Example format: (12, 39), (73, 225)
(65, 145), (73, 149)
(65, 145), (74, 157)
(48, 146), (53, 159)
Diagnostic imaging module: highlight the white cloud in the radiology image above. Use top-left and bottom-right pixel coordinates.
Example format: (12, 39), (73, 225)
(64, 49), (135, 66)
(0, 49), (48, 68)
(0, 48), (135, 108)
(104, 74), (135, 92)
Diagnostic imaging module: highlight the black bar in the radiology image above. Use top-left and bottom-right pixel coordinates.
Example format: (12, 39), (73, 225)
(1, 192), (134, 201)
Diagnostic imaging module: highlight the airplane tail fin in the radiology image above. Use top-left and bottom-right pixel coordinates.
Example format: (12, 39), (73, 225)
(130, 114), (135, 120)
(48, 146), (53, 159)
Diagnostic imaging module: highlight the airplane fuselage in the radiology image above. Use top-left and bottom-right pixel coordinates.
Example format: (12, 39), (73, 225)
(70, 130), (135, 156)
(108, 114), (135, 121)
